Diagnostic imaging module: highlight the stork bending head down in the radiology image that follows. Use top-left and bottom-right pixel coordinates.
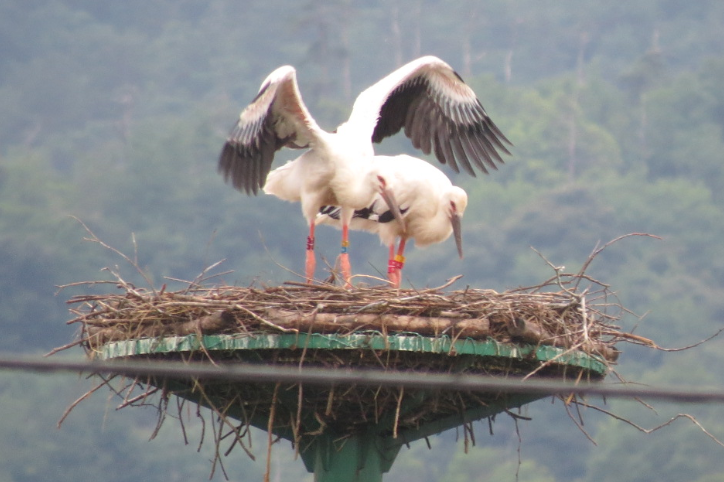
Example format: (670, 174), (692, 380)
(316, 155), (467, 288)
(218, 56), (510, 285)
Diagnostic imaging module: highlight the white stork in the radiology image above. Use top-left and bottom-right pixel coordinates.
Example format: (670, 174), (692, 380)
(316, 155), (467, 288)
(218, 56), (510, 284)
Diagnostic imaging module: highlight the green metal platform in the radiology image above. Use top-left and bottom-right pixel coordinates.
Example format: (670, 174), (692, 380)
(102, 333), (608, 481)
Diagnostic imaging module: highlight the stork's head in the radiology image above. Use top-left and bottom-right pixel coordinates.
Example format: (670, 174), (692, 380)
(445, 186), (468, 259)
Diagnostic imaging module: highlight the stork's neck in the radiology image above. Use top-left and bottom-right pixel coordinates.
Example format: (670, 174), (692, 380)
(334, 122), (375, 157)
(329, 151), (380, 209)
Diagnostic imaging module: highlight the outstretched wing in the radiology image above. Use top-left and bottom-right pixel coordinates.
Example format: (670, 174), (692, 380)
(218, 66), (322, 195)
(347, 56), (512, 177)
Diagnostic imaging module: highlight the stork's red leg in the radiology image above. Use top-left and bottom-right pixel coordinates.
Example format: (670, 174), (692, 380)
(387, 244), (396, 286)
(391, 238), (407, 289)
(340, 223), (352, 286)
(305, 223), (316, 283)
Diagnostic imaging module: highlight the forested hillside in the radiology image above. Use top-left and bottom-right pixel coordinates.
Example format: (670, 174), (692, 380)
(3, 1), (724, 480)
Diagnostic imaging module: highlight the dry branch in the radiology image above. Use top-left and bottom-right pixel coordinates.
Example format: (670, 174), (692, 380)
(263, 308), (492, 339)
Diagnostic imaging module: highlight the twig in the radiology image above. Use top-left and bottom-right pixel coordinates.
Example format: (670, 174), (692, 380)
(574, 401), (724, 447)
(575, 233), (661, 291)
(71, 216), (158, 296)
(57, 378), (113, 428)
(232, 303), (298, 333)
(651, 328), (724, 352)
(44, 338), (85, 357)
(265, 383), (280, 482)
(393, 387), (404, 439)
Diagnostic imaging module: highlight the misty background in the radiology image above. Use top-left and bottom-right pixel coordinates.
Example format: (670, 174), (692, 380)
(2, 1), (724, 480)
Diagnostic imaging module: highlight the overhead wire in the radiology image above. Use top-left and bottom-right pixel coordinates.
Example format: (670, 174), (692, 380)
(0, 355), (722, 404)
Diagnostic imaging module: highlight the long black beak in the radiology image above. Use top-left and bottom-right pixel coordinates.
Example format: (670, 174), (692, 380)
(451, 212), (463, 258)
(379, 179), (406, 233)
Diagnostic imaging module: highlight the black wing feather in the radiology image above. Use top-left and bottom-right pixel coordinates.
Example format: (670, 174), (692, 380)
(374, 79), (426, 144)
(318, 204), (409, 223)
(449, 130), (475, 177)
(372, 73), (512, 177)
(218, 102), (288, 196)
(461, 128), (493, 174)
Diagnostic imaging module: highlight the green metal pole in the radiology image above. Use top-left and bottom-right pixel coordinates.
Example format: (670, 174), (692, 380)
(300, 431), (401, 482)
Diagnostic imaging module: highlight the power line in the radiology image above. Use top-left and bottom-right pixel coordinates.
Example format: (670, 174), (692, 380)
(0, 355), (720, 404)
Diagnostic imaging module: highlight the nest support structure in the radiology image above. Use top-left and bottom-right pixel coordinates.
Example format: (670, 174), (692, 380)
(69, 283), (623, 482)
(101, 332), (606, 480)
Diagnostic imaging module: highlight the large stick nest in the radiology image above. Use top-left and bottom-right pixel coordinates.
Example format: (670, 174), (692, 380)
(69, 278), (634, 362)
(61, 274), (648, 453)
(56, 234), (660, 477)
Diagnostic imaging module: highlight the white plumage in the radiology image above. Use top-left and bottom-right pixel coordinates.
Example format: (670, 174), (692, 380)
(218, 56), (509, 284)
(316, 155), (467, 287)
